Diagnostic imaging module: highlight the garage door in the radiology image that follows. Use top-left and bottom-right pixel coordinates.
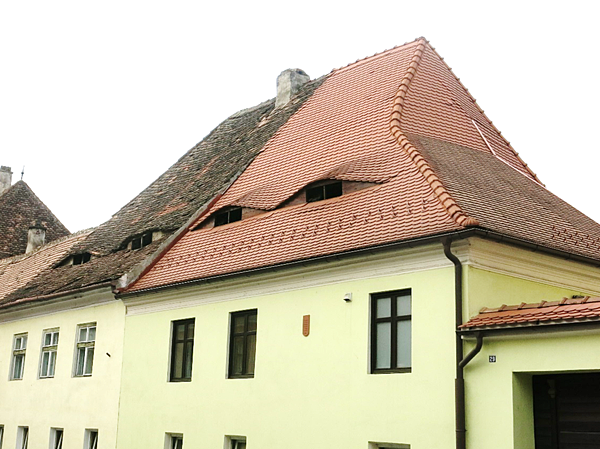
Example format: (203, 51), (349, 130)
(533, 373), (600, 449)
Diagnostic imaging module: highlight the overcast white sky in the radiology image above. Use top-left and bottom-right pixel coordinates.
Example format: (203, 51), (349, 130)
(1, 1), (599, 232)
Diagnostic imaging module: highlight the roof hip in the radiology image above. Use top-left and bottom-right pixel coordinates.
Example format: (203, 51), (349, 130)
(389, 38), (478, 228)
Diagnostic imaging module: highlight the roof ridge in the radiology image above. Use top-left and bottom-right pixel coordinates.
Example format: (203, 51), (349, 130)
(332, 38), (422, 74)
(424, 41), (543, 186)
(389, 38), (479, 228)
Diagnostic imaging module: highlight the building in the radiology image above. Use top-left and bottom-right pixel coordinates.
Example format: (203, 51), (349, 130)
(2, 37), (600, 449)
(115, 38), (600, 449)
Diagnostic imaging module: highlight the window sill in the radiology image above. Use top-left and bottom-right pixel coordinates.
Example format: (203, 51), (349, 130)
(228, 374), (255, 379)
(169, 378), (192, 383)
(371, 368), (411, 374)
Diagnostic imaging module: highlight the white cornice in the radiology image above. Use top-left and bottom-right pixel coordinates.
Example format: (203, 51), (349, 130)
(0, 287), (116, 324)
(124, 242), (454, 316)
(457, 237), (600, 295)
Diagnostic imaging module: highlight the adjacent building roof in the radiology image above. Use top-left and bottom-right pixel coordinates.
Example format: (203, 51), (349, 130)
(0, 77), (324, 306)
(460, 297), (600, 330)
(126, 38), (600, 293)
(0, 180), (70, 259)
(0, 229), (92, 306)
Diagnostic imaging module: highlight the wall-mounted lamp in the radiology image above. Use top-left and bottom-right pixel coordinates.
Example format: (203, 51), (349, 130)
(343, 292), (352, 302)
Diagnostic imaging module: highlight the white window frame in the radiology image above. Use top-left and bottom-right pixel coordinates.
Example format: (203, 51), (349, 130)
(11, 334), (28, 380)
(50, 428), (63, 449)
(74, 324), (96, 377)
(0, 425), (4, 449)
(225, 436), (246, 449)
(164, 433), (183, 449)
(16, 426), (28, 449)
(83, 429), (98, 449)
(40, 329), (59, 379)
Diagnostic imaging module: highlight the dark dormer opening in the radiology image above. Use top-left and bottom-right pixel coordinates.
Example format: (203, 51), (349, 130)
(214, 207), (242, 227)
(72, 253), (92, 265)
(131, 232), (153, 250)
(306, 181), (343, 203)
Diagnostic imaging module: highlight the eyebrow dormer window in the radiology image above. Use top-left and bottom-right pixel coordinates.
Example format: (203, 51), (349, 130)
(130, 232), (152, 250)
(72, 253), (92, 265)
(214, 207), (242, 227)
(306, 181), (342, 203)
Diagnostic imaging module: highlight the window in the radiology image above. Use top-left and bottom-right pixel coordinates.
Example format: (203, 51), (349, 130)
(166, 434), (183, 449)
(227, 436), (246, 449)
(371, 289), (411, 373)
(214, 208), (242, 227)
(369, 443), (410, 449)
(72, 253), (91, 265)
(306, 181), (342, 203)
(170, 319), (194, 382)
(16, 427), (28, 449)
(75, 324), (96, 376)
(11, 333), (27, 380)
(130, 232), (153, 250)
(228, 309), (257, 378)
(40, 329), (59, 378)
(0, 425), (3, 449)
(84, 429), (98, 449)
(50, 428), (63, 449)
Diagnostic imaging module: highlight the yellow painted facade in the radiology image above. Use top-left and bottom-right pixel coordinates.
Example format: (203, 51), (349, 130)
(0, 288), (124, 449)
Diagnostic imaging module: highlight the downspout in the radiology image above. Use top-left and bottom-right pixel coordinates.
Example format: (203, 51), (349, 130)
(442, 238), (467, 449)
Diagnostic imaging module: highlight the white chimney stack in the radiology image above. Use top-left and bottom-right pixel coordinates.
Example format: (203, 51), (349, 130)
(26, 221), (46, 254)
(0, 166), (12, 195)
(275, 69), (310, 109)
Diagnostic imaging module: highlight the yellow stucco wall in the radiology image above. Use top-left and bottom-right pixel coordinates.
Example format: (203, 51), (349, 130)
(463, 265), (600, 449)
(0, 291), (124, 449)
(117, 262), (459, 449)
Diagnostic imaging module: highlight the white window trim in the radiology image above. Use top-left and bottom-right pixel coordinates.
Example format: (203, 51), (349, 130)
(10, 333), (28, 380)
(164, 433), (183, 449)
(17, 426), (28, 449)
(39, 329), (59, 379)
(50, 428), (64, 449)
(74, 324), (96, 377)
(83, 429), (98, 449)
(225, 436), (246, 449)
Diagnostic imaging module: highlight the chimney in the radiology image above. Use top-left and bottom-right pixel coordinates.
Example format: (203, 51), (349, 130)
(0, 166), (12, 194)
(26, 220), (46, 254)
(275, 69), (310, 109)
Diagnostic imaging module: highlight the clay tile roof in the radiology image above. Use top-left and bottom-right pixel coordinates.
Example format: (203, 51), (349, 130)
(460, 297), (600, 330)
(0, 229), (92, 305)
(1, 78), (323, 306)
(0, 181), (70, 259)
(126, 38), (600, 293)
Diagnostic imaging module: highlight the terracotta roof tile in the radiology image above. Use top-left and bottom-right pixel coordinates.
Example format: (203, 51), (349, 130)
(0, 181), (70, 258)
(461, 297), (600, 330)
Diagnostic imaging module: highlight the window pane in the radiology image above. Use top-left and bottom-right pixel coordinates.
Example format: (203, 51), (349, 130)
(41, 351), (50, 376)
(77, 348), (85, 375)
(232, 336), (244, 375)
(174, 342), (184, 379)
(52, 332), (59, 345)
(397, 294), (411, 316)
(22, 335), (27, 348)
(234, 315), (245, 334)
(44, 333), (52, 346)
(324, 182), (342, 198)
(176, 324), (186, 341)
(397, 320), (411, 368)
(49, 351), (56, 377)
(375, 322), (391, 369)
(184, 342), (193, 379)
(88, 327), (96, 341)
(79, 328), (87, 342)
(245, 334), (256, 375)
(187, 322), (194, 340)
(247, 313), (257, 332)
(84, 348), (94, 375)
(13, 354), (23, 378)
(376, 297), (391, 318)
